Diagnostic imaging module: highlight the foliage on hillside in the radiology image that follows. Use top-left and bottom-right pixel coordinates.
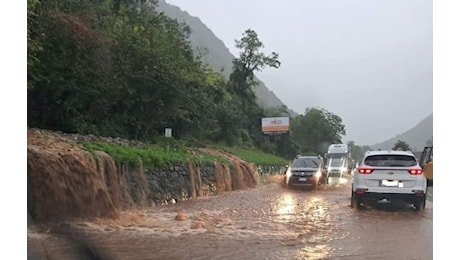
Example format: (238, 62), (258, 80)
(155, 0), (294, 114)
(27, 0), (348, 158)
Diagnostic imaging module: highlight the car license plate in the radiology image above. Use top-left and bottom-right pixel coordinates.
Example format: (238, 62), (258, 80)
(381, 180), (401, 187)
(299, 177), (307, 181)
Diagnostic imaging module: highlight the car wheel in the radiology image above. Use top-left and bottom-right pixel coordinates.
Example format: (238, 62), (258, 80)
(351, 191), (362, 209)
(414, 196), (426, 211)
(318, 177), (323, 186)
(312, 182), (318, 191)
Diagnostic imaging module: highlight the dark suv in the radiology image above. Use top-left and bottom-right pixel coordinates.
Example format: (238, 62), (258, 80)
(284, 155), (325, 190)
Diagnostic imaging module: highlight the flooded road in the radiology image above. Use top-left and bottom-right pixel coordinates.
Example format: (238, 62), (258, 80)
(28, 176), (433, 260)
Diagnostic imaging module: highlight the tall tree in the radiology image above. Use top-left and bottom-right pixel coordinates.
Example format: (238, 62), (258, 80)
(228, 29), (280, 104)
(224, 29), (281, 146)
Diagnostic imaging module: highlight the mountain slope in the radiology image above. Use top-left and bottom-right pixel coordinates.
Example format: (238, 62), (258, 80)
(371, 113), (433, 152)
(156, 0), (296, 116)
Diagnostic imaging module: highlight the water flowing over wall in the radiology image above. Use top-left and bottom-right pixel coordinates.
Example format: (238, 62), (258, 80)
(27, 129), (262, 224)
(27, 138), (119, 223)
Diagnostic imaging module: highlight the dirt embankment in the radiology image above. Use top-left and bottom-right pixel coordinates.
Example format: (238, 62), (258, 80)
(27, 129), (260, 224)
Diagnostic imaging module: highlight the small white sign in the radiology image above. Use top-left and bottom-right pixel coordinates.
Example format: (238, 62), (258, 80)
(165, 128), (172, 137)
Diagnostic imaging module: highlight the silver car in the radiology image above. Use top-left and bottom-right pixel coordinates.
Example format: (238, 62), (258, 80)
(351, 150), (427, 210)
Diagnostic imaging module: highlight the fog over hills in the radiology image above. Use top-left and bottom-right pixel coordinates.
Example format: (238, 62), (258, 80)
(371, 113), (433, 152)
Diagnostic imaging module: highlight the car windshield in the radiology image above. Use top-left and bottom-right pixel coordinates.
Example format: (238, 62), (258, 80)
(292, 158), (319, 168)
(328, 153), (347, 159)
(329, 158), (345, 167)
(364, 155), (417, 167)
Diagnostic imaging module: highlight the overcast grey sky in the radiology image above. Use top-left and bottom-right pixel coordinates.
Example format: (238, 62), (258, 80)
(165, 0), (433, 146)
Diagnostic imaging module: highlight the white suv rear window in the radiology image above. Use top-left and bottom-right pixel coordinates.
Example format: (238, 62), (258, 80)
(364, 155), (417, 167)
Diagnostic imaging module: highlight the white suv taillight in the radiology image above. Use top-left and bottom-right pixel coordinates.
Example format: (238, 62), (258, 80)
(358, 168), (374, 174)
(408, 169), (423, 175)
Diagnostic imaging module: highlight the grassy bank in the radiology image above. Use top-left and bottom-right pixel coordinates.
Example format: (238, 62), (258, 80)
(83, 142), (287, 168)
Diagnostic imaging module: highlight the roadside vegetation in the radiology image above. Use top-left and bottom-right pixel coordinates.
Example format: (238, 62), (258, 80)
(82, 140), (288, 168)
(27, 0), (370, 160)
(83, 142), (188, 167)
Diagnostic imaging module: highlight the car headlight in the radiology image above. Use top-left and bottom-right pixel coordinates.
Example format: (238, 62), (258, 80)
(315, 170), (322, 178)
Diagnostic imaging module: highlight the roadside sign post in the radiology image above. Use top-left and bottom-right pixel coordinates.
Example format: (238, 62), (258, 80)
(165, 128), (172, 152)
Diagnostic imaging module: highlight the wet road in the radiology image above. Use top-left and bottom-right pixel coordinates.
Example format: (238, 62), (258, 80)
(28, 176), (433, 260)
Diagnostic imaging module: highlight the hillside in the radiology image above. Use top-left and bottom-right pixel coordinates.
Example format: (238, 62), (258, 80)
(371, 113), (433, 152)
(157, 0), (297, 116)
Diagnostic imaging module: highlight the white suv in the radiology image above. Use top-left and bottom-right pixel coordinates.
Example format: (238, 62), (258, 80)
(351, 150), (427, 210)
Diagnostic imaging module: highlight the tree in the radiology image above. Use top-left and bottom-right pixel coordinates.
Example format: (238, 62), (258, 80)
(263, 106), (290, 118)
(228, 29), (280, 104)
(223, 29), (281, 146)
(347, 141), (372, 162)
(27, 2), (285, 148)
(27, 0), (220, 141)
(290, 107), (346, 154)
(27, 0), (43, 90)
(234, 29), (280, 79)
(393, 140), (411, 151)
(347, 141), (360, 162)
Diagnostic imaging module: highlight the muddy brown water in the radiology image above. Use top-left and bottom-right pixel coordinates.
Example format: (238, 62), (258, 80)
(28, 176), (433, 260)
